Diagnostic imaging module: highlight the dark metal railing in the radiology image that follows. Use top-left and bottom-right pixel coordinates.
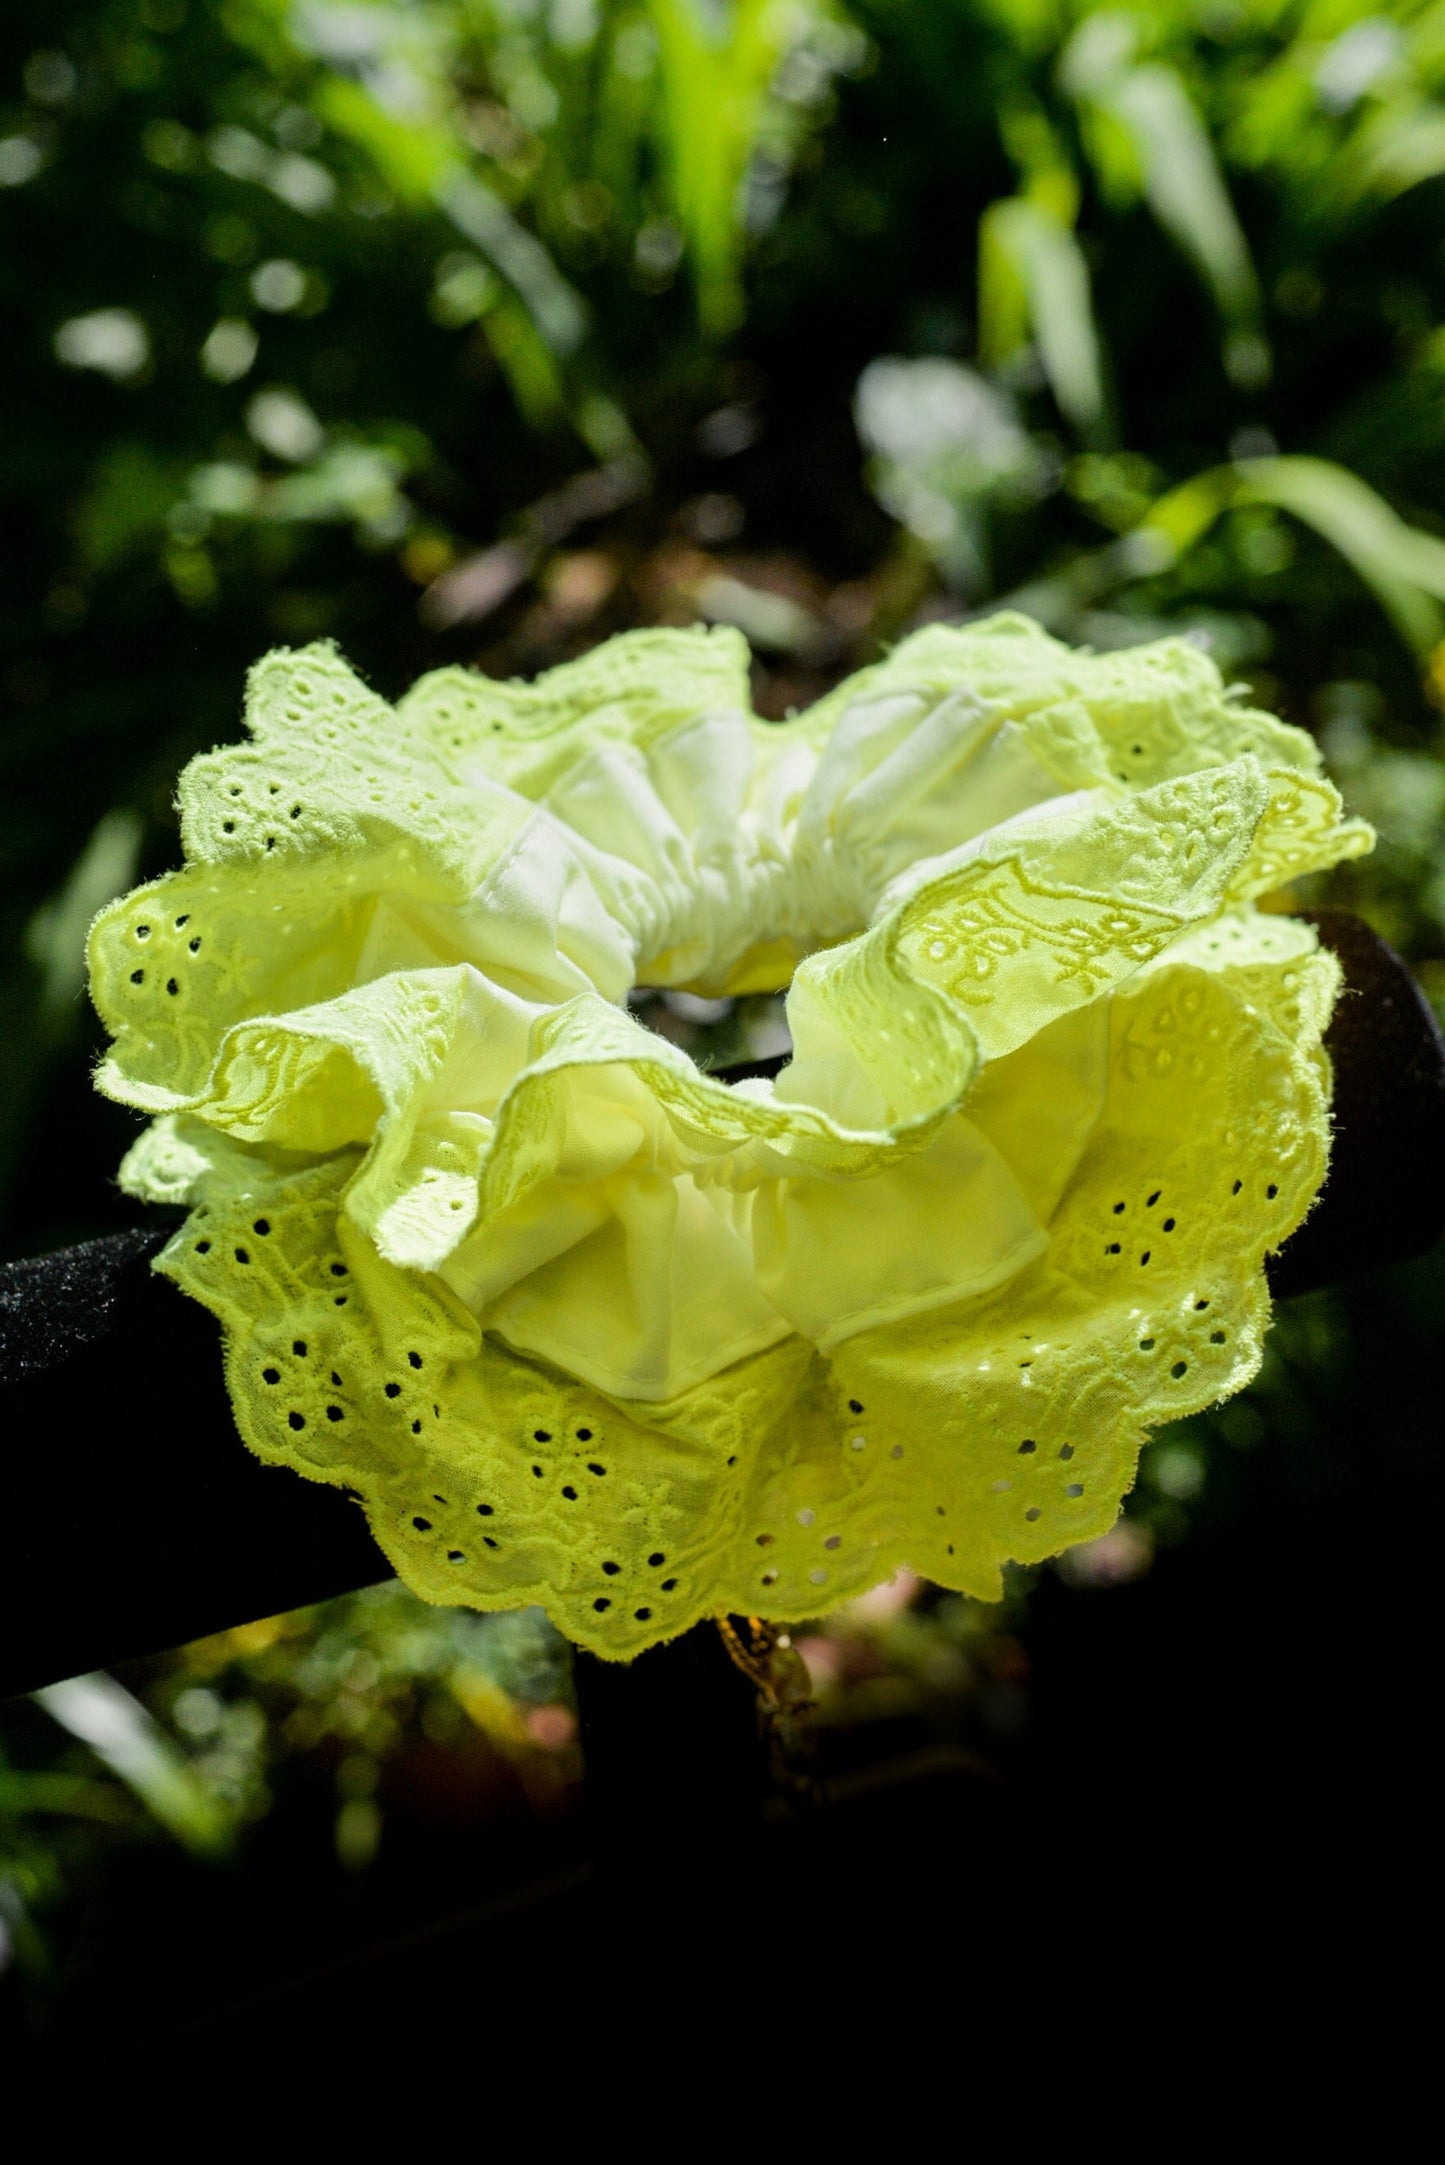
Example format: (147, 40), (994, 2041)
(2, 909), (1442, 1868)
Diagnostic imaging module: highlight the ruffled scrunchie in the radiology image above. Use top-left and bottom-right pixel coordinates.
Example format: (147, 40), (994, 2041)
(90, 614), (1370, 1655)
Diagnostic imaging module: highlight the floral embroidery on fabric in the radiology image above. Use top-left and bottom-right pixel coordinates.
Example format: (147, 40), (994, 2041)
(89, 613), (1371, 1656)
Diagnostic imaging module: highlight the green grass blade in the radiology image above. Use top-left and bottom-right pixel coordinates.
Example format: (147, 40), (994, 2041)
(647, 0), (796, 335)
(1110, 63), (1259, 326)
(981, 196), (1104, 434)
(1143, 455), (1445, 656)
(34, 1675), (234, 1860)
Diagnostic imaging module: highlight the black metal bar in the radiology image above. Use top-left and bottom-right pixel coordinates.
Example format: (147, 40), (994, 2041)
(1, 910), (1441, 1702)
(573, 1626), (769, 1902)
(0, 1228), (387, 1699)
(1264, 909), (1445, 1298)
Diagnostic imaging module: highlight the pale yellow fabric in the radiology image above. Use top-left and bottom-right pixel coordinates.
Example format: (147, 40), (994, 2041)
(90, 614), (1370, 1655)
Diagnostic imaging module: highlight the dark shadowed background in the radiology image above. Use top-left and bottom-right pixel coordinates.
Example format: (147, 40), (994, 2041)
(2, 0), (1442, 2042)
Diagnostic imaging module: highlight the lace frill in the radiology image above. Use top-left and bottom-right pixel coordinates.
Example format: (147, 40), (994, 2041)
(90, 614), (1371, 1655)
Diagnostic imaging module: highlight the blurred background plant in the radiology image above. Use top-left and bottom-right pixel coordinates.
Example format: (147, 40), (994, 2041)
(6, 0), (1445, 2025)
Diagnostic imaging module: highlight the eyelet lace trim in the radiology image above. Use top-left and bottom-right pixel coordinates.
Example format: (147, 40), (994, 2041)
(92, 614), (1370, 1656)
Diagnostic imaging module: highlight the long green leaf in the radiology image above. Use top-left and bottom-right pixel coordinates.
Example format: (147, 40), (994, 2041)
(647, 0), (797, 335)
(1356, 95), (1445, 200)
(1144, 454), (1445, 656)
(1108, 63), (1258, 324)
(980, 195), (1105, 433)
(1061, 18), (1262, 372)
(24, 810), (141, 1030)
(34, 1675), (234, 1859)
(438, 171), (587, 358)
(309, 66), (588, 369)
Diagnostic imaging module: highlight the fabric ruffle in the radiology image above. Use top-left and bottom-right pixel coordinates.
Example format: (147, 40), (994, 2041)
(90, 614), (1371, 1655)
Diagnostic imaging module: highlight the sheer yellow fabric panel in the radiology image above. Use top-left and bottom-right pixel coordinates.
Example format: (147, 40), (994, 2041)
(90, 615), (1370, 1655)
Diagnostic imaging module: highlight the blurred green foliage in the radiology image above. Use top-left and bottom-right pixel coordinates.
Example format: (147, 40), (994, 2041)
(8, 0), (1445, 2006)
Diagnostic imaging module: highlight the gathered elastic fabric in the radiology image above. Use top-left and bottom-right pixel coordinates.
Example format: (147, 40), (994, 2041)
(90, 614), (1371, 1657)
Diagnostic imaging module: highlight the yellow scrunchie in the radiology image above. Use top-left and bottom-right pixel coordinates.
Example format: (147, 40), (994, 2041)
(90, 613), (1370, 1655)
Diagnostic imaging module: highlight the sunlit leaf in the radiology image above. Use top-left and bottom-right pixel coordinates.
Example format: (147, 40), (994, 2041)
(1354, 93), (1445, 199)
(25, 811), (143, 1030)
(1061, 17), (1263, 373)
(647, 0), (804, 335)
(1144, 455), (1445, 656)
(34, 1674), (234, 1859)
(440, 172), (588, 357)
(1111, 63), (1259, 326)
(306, 72), (450, 201)
(979, 195), (1105, 434)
